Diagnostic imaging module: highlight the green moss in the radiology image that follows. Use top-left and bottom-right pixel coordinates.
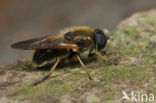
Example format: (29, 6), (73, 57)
(129, 69), (149, 84)
(139, 17), (156, 25)
(99, 87), (118, 101)
(11, 87), (37, 101)
(152, 57), (156, 63)
(154, 27), (156, 35)
(126, 26), (138, 36)
(127, 45), (141, 56)
(147, 41), (156, 50)
(94, 64), (152, 86)
(16, 88), (32, 96)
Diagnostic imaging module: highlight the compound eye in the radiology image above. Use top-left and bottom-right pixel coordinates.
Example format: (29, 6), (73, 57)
(94, 29), (108, 51)
(64, 32), (75, 41)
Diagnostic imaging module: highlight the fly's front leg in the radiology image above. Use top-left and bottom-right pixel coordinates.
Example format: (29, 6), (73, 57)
(94, 51), (108, 62)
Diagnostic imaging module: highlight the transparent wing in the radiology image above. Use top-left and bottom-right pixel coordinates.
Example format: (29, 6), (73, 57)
(11, 35), (79, 50)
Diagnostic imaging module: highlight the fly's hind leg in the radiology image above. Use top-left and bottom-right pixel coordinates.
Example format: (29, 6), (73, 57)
(76, 55), (92, 80)
(33, 58), (61, 86)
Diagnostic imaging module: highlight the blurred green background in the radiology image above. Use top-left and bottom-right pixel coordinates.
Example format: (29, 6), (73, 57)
(0, 0), (156, 66)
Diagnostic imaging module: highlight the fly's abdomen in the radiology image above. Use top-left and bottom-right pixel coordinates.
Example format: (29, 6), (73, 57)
(32, 49), (69, 67)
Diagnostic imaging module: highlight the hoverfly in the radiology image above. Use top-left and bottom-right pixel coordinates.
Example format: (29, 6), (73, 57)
(11, 26), (110, 85)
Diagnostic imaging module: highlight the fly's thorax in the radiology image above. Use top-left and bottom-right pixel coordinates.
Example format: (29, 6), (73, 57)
(75, 36), (95, 52)
(63, 27), (95, 52)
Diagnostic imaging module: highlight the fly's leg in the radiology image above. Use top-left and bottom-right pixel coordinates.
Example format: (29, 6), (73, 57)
(33, 58), (61, 86)
(76, 55), (92, 80)
(94, 51), (108, 62)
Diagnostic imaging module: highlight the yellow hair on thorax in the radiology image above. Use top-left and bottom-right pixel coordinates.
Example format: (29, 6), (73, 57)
(60, 26), (93, 34)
